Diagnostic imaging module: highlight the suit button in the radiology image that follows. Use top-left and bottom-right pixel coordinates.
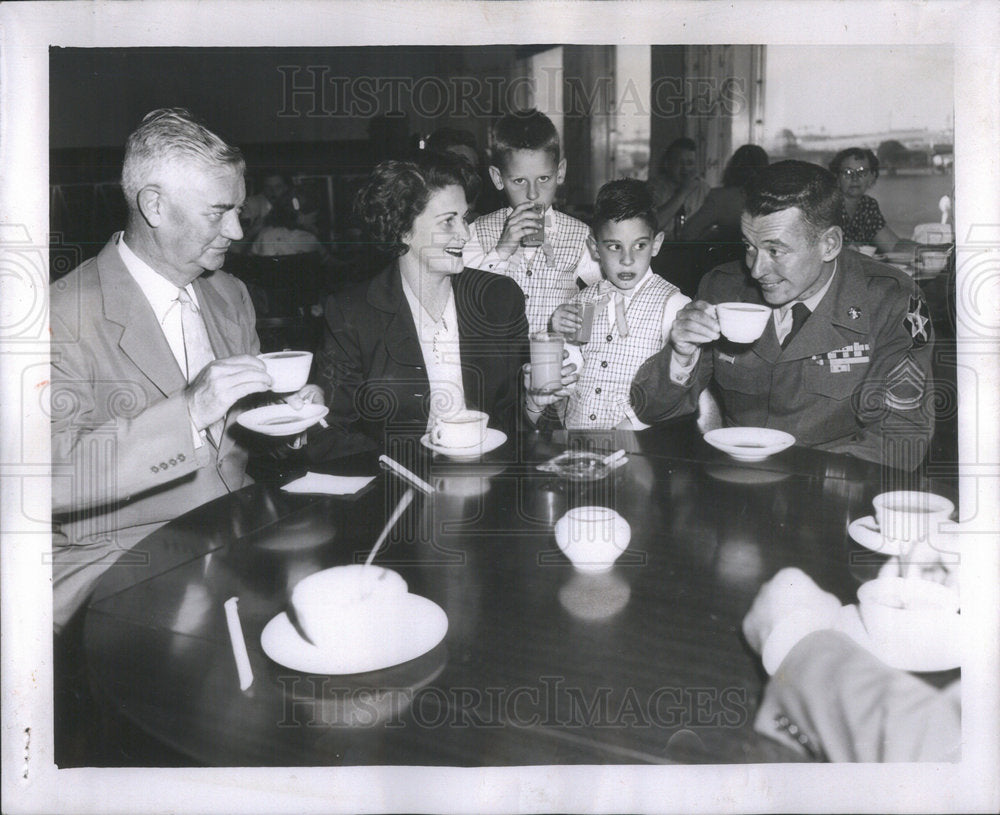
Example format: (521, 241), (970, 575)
(159, 462), (168, 470)
(169, 458), (176, 466)
(595, 387), (601, 394)
(601, 361), (608, 368)
(177, 453), (185, 462)
(150, 465), (159, 474)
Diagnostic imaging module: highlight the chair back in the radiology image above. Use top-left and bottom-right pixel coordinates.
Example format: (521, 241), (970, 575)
(912, 223), (954, 244)
(225, 253), (325, 352)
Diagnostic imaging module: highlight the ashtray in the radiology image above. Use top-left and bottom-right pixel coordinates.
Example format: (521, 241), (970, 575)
(536, 450), (623, 482)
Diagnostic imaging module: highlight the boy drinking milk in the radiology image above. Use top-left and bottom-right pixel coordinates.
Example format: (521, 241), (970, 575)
(549, 179), (689, 429)
(464, 109), (602, 334)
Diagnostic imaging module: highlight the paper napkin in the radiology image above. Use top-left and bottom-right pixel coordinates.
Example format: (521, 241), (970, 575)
(281, 472), (376, 495)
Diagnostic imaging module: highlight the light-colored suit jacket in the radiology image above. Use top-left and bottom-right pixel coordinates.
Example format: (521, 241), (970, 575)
(757, 630), (960, 762)
(50, 236), (259, 629)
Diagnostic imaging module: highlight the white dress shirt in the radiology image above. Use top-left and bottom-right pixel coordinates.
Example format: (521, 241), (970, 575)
(401, 275), (466, 427)
(117, 233), (207, 446)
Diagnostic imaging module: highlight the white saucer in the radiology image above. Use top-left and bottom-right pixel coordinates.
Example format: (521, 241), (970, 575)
(261, 593), (448, 674)
(704, 427), (795, 462)
(848, 516), (909, 556)
(420, 428), (507, 461)
(237, 403), (329, 436)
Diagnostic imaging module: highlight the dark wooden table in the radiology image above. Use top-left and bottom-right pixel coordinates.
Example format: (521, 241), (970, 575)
(83, 423), (955, 766)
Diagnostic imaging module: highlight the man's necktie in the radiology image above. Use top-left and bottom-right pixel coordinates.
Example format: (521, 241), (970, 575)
(176, 288), (222, 444)
(781, 302), (811, 349)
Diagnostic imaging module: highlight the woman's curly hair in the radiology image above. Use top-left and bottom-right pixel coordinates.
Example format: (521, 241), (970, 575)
(354, 153), (478, 259)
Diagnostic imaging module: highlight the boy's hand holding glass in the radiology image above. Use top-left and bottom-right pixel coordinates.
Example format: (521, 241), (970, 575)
(496, 201), (546, 259)
(550, 303), (583, 337)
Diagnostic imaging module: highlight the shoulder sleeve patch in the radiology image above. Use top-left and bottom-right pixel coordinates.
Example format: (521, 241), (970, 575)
(903, 294), (931, 347)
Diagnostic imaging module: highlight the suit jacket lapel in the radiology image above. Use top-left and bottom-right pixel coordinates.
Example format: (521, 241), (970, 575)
(98, 240), (187, 398)
(193, 273), (243, 358)
(454, 272), (485, 408)
(193, 273), (249, 456)
(367, 265), (424, 368)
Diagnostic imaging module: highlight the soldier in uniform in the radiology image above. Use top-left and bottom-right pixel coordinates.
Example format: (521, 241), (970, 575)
(631, 160), (934, 469)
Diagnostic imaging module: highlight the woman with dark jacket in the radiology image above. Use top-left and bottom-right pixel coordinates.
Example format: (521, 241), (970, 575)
(309, 153), (564, 460)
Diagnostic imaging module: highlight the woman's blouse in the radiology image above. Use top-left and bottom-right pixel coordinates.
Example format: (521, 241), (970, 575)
(840, 195), (886, 243)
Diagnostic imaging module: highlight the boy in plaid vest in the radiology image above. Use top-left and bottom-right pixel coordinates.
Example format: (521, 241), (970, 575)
(550, 179), (690, 429)
(464, 109), (602, 334)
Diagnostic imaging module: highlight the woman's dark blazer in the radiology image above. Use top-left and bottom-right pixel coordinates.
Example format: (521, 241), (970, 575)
(309, 264), (529, 460)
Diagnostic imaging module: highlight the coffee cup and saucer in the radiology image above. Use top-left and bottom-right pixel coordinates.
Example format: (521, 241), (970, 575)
(237, 351), (328, 436)
(848, 491), (956, 557)
(260, 564), (449, 675)
(420, 409), (507, 461)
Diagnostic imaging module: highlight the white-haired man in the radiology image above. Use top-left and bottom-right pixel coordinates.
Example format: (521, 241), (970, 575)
(50, 108), (320, 630)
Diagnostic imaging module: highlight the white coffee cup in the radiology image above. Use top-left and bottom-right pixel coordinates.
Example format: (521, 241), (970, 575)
(554, 506), (631, 573)
(291, 564), (407, 647)
(430, 410), (488, 449)
(259, 351), (313, 393)
(872, 491), (954, 543)
(857, 575), (960, 669)
(715, 302), (772, 344)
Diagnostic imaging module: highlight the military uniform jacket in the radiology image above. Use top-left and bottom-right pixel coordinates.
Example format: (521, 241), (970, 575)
(631, 250), (935, 468)
(50, 237), (259, 628)
(472, 207), (592, 334)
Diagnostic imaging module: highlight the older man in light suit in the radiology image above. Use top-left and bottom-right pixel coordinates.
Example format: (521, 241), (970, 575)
(50, 108), (319, 631)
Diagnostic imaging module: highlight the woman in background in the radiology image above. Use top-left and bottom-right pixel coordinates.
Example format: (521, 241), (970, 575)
(829, 147), (915, 255)
(680, 143), (769, 244)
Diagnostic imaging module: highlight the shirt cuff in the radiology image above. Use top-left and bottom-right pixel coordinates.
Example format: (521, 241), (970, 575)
(761, 607), (844, 675)
(465, 249), (509, 273)
(669, 349), (701, 385)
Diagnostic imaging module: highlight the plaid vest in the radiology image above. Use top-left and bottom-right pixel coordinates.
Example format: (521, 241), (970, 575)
(565, 275), (681, 429)
(473, 207), (591, 334)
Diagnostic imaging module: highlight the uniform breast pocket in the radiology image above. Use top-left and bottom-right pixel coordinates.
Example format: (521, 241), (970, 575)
(802, 360), (868, 401)
(714, 355), (769, 396)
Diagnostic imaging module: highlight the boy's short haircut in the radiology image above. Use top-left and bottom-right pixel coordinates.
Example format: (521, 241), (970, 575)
(593, 178), (659, 235)
(490, 108), (561, 170)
